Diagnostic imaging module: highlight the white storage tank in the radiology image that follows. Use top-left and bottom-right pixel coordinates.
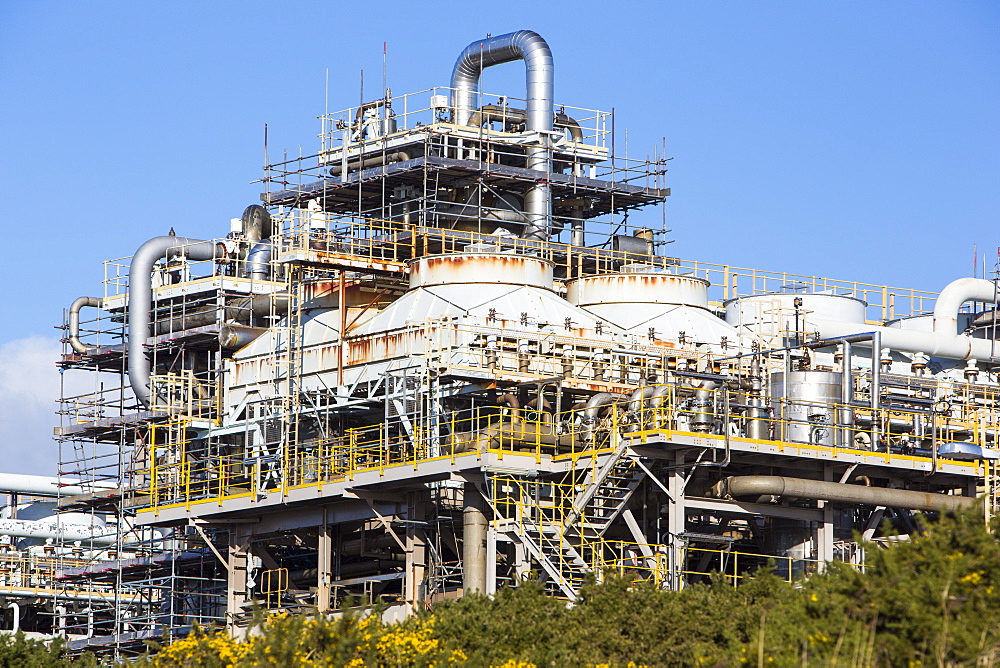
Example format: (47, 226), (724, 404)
(725, 292), (867, 339)
(566, 268), (736, 346)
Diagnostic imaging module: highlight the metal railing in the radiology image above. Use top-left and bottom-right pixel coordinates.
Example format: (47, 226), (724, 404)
(319, 87), (611, 153)
(128, 370), (989, 513)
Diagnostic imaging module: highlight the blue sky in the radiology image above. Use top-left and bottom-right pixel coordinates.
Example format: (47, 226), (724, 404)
(0, 1), (997, 473)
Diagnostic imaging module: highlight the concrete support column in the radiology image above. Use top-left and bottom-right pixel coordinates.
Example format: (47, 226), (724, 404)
(226, 528), (250, 631)
(462, 482), (488, 595)
(405, 493), (427, 613)
(666, 452), (687, 591)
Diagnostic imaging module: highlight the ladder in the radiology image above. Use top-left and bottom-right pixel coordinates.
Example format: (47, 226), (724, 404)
(563, 434), (644, 538)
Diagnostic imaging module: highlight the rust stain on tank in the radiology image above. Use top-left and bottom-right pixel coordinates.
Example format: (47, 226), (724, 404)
(345, 331), (421, 365)
(409, 253), (554, 289)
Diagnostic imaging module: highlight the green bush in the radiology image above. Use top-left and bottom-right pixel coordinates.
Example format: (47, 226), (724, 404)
(125, 508), (1000, 666)
(0, 631), (95, 668)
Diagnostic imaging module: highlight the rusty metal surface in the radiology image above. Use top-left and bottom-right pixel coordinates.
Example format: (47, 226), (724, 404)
(567, 272), (710, 308)
(409, 253), (554, 290)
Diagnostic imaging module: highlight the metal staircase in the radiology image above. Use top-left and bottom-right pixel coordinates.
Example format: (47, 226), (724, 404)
(563, 435), (645, 538)
(487, 430), (648, 600)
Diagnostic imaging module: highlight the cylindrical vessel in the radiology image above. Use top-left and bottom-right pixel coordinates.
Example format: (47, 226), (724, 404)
(566, 272), (710, 310)
(771, 371), (849, 447)
(725, 293), (867, 338)
(409, 253), (554, 291)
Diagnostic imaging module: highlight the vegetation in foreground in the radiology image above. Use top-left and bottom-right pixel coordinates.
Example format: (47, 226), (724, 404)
(3, 509), (999, 666)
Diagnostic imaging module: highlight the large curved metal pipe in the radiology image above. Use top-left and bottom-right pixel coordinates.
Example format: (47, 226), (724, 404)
(451, 30), (553, 130)
(710, 475), (977, 513)
(451, 31), (553, 241)
(68, 296), (102, 354)
(497, 394), (521, 419)
(933, 278), (998, 336)
(246, 239), (273, 281)
(581, 392), (625, 442)
(813, 320), (993, 361)
(810, 277), (1000, 361)
(128, 236), (220, 406)
(628, 385), (672, 428)
(240, 205), (272, 244)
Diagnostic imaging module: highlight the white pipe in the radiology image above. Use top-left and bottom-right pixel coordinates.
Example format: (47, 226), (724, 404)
(811, 277), (1000, 361)
(0, 519), (116, 545)
(933, 278), (998, 336)
(55, 605), (66, 637)
(0, 473), (107, 497)
(812, 319), (992, 361)
(7, 602), (19, 633)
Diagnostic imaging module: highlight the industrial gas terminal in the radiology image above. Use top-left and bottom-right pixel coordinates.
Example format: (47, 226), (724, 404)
(0, 30), (996, 658)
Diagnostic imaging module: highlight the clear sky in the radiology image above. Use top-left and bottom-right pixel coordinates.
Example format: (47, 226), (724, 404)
(0, 1), (997, 474)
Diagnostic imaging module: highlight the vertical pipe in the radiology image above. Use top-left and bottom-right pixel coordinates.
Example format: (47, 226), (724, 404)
(872, 330), (882, 451)
(7, 602), (18, 633)
(462, 483), (487, 595)
(338, 271), (346, 386)
(841, 341), (853, 448)
(55, 605), (66, 637)
(571, 207), (585, 247)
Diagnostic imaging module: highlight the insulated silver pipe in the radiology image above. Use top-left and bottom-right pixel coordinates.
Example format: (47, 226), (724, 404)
(328, 151), (410, 177)
(246, 239), (273, 281)
(0, 519), (117, 545)
(627, 385), (670, 428)
(154, 293), (290, 335)
(690, 380), (719, 433)
(218, 324), (268, 350)
(747, 377), (769, 440)
(581, 392), (625, 442)
(710, 475), (977, 513)
(128, 236), (220, 406)
(68, 297), (102, 354)
(451, 30), (553, 131)
(451, 31), (554, 240)
(0, 473), (104, 497)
